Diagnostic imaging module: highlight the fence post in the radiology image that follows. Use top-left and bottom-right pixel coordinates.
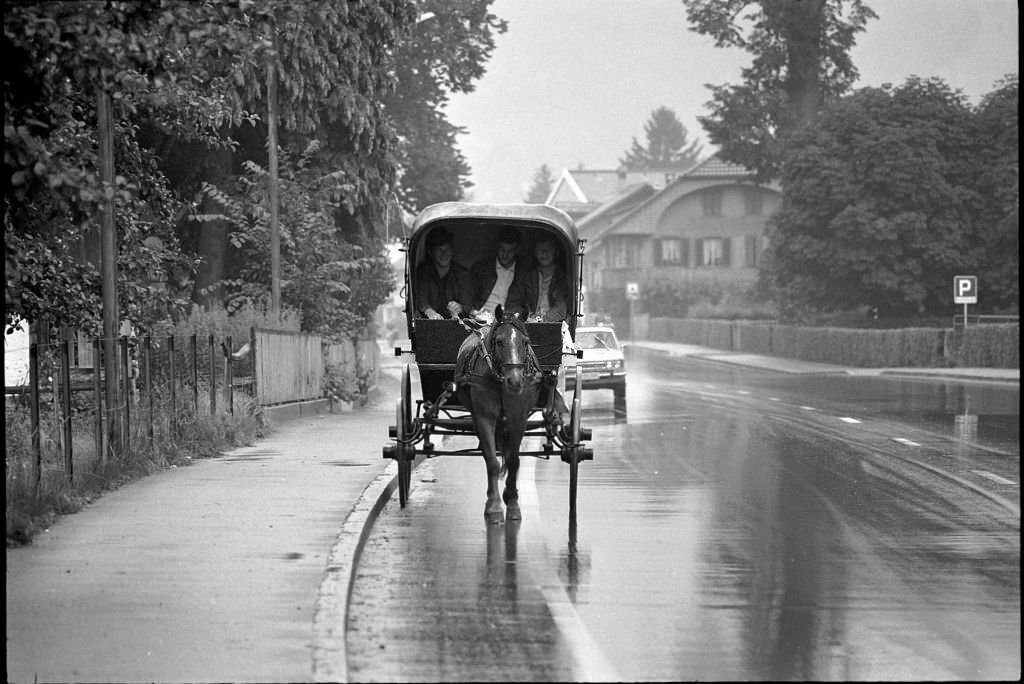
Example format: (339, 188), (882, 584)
(250, 326), (258, 406)
(145, 336), (154, 446)
(25, 341), (40, 494)
(168, 336), (177, 439)
(60, 340), (73, 483)
(208, 334), (216, 415)
(93, 337), (103, 465)
(191, 334), (198, 414)
(225, 335), (234, 415)
(120, 336), (131, 457)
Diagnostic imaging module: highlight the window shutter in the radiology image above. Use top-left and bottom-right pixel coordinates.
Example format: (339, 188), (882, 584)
(681, 238), (690, 268)
(722, 237), (731, 266)
(653, 239), (662, 266)
(694, 238), (704, 266)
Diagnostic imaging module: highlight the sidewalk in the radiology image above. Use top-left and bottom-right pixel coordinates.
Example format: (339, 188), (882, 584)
(625, 340), (1020, 384)
(5, 385), (398, 683)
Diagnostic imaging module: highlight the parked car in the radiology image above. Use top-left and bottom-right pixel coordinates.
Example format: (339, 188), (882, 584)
(568, 325), (626, 400)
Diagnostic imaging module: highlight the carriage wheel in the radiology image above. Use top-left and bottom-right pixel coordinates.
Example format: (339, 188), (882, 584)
(396, 364), (414, 508)
(568, 365), (583, 516)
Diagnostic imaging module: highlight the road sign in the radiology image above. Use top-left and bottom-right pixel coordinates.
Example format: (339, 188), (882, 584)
(953, 275), (977, 304)
(626, 282), (639, 301)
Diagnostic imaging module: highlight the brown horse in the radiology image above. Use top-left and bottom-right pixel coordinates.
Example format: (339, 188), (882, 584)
(455, 305), (541, 523)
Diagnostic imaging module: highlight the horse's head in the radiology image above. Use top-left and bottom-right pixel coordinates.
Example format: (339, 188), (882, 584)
(488, 304), (533, 394)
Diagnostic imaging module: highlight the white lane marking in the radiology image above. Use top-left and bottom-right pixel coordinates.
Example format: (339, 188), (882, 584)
(768, 397), (780, 402)
(736, 390), (751, 395)
(800, 405), (816, 411)
(839, 417), (862, 424)
(893, 438), (920, 447)
(971, 470), (1016, 486)
(521, 459), (621, 682)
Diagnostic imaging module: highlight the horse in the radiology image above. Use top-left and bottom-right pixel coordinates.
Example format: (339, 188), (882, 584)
(454, 304), (542, 523)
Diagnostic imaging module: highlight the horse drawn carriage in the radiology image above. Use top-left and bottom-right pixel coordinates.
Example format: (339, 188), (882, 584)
(382, 202), (593, 522)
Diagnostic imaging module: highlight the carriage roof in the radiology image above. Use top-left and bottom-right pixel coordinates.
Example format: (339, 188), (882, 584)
(409, 202), (580, 255)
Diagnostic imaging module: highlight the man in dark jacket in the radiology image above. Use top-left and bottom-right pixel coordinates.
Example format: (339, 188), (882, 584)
(515, 234), (569, 322)
(469, 226), (531, 320)
(414, 227), (472, 319)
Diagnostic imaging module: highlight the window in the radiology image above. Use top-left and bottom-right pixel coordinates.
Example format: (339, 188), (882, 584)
(744, 188), (763, 216)
(658, 238), (688, 266)
(701, 189), (723, 216)
(745, 234), (761, 266)
(696, 237), (731, 267)
(609, 237), (638, 268)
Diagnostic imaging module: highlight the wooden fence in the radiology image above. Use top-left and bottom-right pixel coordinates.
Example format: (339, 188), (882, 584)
(5, 326), (379, 488)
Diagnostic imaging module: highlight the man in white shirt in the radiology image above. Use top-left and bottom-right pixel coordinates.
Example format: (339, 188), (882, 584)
(469, 226), (530, 321)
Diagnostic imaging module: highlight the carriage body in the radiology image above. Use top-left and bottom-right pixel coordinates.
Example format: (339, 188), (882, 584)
(400, 202), (583, 405)
(385, 202), (593, 509)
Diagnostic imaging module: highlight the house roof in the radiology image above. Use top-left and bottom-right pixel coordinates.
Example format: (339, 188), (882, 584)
(587, 155), (768, 245)
(577, 183), (656, 240)
(546, 165), (694, 208)
(682, 155), (751, 179)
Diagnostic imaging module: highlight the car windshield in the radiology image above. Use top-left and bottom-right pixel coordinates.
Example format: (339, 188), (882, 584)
(576, 330), (619, 351)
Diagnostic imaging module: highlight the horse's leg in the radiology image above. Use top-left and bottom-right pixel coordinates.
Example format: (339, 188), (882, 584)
(463, 386), (504, 522)
(501, 392), (535, 521)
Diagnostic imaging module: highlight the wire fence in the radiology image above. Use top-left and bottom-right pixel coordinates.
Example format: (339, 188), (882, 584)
(5, 332), (255, 493)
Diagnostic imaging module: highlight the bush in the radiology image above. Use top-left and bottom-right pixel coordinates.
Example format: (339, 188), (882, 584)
(945, 324), (1019, 367)
(648, 316), (1018, 368)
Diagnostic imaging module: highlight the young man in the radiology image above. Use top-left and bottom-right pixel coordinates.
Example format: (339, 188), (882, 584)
(469, 226), (531, 321)
(414, 227), (472, 319)
(517, 235), (569, 323)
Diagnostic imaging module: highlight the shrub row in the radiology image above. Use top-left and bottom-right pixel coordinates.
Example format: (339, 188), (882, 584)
(648, 319), (1019, 368)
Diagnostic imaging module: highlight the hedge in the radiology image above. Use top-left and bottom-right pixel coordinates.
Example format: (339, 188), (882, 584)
(647, 319), (1018, 368)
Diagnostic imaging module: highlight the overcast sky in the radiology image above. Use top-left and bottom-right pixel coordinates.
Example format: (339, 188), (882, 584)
(446, 0), (1019, 204)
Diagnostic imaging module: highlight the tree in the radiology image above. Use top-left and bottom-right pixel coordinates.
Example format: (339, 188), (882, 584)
(758, 77), (1015, 318)
(3, 1), (224, 334)
(524, 164), (555, 203)
(384, 0), (508, 210)
(4, 0), (410, 337)
(971, 75), (1019, 311)
(683, 0), (877, 180)
(619, 106), (703, 170)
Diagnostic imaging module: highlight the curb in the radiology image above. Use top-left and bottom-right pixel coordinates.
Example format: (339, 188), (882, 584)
(263, 398), (332, 424)
(631, 343), (1019, 383)
(311, 454), (424, 683)
(877, 369), (1020, 384)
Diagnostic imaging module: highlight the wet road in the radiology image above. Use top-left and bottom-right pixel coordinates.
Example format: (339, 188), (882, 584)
(347, 349), (1020, 681)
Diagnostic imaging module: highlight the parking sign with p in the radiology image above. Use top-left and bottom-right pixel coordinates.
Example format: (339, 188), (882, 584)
(953, 275), (977, 304)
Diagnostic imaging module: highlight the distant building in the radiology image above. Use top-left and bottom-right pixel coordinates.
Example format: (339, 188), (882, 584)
(578, 155), (782, 312)
(546, 165), (691, 220)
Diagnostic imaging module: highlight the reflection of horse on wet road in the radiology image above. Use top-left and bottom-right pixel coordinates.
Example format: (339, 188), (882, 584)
(455, 305), (541, 523)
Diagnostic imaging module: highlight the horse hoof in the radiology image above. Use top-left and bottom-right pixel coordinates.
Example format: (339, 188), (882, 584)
(506, 501), (522, 521)
(485, 498), (504, 523)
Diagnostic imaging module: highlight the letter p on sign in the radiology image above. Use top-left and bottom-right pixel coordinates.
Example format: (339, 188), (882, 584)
(954, 275), (977, 304)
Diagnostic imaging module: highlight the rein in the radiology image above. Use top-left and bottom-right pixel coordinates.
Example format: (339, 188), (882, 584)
(463, 317), (532, 383)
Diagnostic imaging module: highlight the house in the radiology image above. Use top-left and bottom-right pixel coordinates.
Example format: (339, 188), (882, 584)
(579, 155), (782, 311)
(545, 165), (689, 220)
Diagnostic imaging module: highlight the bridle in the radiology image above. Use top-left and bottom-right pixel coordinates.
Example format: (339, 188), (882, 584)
(480, 318), (531, 383)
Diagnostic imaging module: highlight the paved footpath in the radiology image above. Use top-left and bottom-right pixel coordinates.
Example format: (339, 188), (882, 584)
(6, 399), (394, 684)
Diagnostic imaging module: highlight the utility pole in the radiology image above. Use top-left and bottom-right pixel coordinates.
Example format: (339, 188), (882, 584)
(267, 49), (281, 316)
(98, 88), (120, 463)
